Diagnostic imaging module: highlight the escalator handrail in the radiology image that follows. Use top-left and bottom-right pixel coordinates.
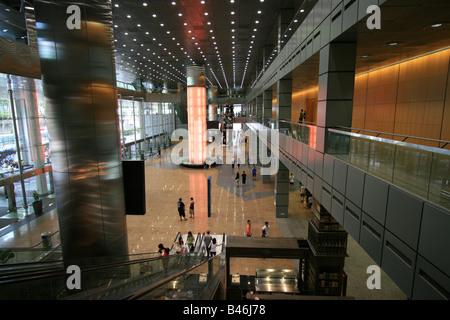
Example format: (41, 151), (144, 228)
(170, 232), (182, 251)
(0, 252), (162, 285)
(127, 233), (227, 300)
(193, 232), (202, 253)
(0, 251), (162, 280)
(125, 252), (222, 300)
(199, 233), (227, 300)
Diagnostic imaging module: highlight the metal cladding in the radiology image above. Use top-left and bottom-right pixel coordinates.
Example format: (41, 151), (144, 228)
(186, 65), (206, 87)
(34, 0), (128, 263)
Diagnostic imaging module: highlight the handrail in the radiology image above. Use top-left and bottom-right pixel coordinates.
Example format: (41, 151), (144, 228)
(170, 232), (182, 251)
(199, 234), (227, 300)
(328, 128), (450, 156)
(125, 233), (226, 300)
(333, 126), (450, 146)
(193, 232), (202, 252)
(124, 254), (220, 300)
(0, 252), (161, 285)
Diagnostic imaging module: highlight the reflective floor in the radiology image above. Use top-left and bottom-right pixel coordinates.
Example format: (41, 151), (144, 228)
(0, 145), (406, 300)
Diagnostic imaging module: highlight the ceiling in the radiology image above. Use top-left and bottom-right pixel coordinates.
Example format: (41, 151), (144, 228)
(288, 0), (450, 94)
(112, 0), (315, 92)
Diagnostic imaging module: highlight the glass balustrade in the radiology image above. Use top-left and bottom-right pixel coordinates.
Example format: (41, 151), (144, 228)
(327, 128), (450, 210)
(244, 117), (450, 210)
(0, 252), (207, 300)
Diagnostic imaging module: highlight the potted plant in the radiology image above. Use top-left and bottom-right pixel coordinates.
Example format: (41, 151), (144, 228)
(32, 190), (43, 215)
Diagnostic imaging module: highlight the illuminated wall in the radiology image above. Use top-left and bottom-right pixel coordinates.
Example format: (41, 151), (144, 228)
(187, 86), (207, 164)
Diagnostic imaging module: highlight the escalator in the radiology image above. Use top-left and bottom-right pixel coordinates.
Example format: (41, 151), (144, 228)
(129, 233), (227, 300)
(0, 232), (225, 300)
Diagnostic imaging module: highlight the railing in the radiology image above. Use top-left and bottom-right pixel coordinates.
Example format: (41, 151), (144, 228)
(128, 233), (226, 300)
(327, 128), (450, 210)
(244, 117), (450, 211)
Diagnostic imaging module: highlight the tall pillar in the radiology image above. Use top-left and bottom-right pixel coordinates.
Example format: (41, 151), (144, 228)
(316, 42), (357, 153)
(278, 8), (295, 53)
(256, 94), (263, 123)
(34, 0), (128, 263)
(263, 89), (272, 126)
(208, 86), (218, 121)
(187, 65), (207, 164)
(14, 78), (48, 195)
(274, 160), (289, 218)
(277, 76), (292, 131)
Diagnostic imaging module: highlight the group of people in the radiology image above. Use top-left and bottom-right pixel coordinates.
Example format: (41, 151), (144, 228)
(298, 109), (307, 123)
(246, 220), (270, 238)
(159, 230), (222, 258)
(233, 164), (257, 187)
(177, 197), (195, 221)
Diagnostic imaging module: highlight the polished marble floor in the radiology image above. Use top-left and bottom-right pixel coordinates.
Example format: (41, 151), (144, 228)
(0, 145), (407, 299)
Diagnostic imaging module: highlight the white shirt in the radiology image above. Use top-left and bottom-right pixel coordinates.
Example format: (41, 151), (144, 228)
(262, 225), (269, 237)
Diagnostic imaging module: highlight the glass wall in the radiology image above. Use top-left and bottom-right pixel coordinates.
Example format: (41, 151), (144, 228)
(118, 97), (175, 159)
(0, 73), (178, 216)
(0, 73), (53, 215)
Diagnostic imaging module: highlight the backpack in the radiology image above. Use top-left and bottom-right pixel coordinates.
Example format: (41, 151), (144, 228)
(164, 248), (170, 256)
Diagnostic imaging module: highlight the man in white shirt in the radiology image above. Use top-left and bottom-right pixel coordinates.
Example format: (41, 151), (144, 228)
(262, 221), (270, 237)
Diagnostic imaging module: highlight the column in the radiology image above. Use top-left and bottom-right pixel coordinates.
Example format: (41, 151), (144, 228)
(208, 86), (218, 121)
(256, 94), (263, 123)
(263, 89), (272, 126)
(278, 8), (295, 53)
(187, 65), (207, 164)
(277, 75), (292, 131)
(316, 42), (357, 153)
(15, 78), (49, 195)
(274, 160), (289, 218)
(34, 0), (128, 263)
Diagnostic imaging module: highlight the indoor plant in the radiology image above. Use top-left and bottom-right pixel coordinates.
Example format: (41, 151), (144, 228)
(32, 190), (43, 215)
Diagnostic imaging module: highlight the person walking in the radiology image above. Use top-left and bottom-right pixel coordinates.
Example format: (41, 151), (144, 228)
(235, 171), (240, 187)
(203, 230), (212, 257)
(189, 197), (195, 219)
(177, 198), (187, 221)
(241, 171), (247, 184)
(262, 221), (270, 238)
(252, 166), (257, 180)
(246, 220), (252, 237)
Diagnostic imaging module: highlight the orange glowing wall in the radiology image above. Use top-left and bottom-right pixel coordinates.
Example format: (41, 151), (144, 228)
(187, 86), (207, 164)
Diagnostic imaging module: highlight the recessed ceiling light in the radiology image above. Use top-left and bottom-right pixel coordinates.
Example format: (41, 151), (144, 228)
(431, 23), (443, 28)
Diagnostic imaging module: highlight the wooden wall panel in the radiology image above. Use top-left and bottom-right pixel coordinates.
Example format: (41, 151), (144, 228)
(291, 87), (318, 124)
(353, 48), (450, 146)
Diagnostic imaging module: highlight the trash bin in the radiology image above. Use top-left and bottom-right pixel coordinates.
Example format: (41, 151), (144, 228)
(41, 232), (52, 248)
